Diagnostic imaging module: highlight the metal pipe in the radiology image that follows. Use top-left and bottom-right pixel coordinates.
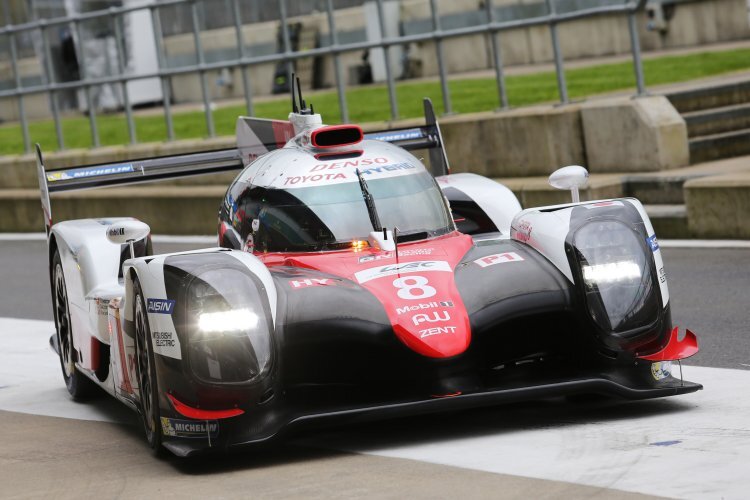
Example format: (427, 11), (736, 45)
(376, 0), (398, 121)
(8, 31), (30, 153)
(485, 0), (509, 110)
(191, 0), (214, 137)
(429, 0), (452, 115)
(546, 0), (569, 104)
(231, 0), (253, 116)
(0, 0), (648, 37)
(325, 0), (348, 123)
(72, 19), (100, 147)
(278, 0), (293, 92)
(113, 10), (136, 144)
(150, 6), (174, 141)
(627, 12), (647, 96)
(40, 22), (64, 150)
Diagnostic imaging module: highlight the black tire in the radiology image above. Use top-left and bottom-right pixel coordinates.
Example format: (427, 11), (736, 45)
(133, 278), (164, 455)
(52, 249), (96, 400)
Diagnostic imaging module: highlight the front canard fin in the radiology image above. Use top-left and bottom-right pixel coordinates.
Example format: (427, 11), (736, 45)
(638, 326), (699, 361)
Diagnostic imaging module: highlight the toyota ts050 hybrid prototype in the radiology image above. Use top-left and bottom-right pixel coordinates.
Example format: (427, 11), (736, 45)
(36, 84), (700, 456)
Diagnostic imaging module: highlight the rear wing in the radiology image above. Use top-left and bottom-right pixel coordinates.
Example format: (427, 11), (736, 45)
(36, 98), (450, 233)
(363, 98), (450, 177)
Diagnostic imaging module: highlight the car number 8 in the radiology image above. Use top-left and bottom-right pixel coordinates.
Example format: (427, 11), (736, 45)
(393, 275), (436, 300)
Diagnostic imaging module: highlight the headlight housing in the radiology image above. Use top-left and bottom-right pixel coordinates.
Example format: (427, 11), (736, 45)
(185, 268), (272, 384)
(573, 220), (660, 343)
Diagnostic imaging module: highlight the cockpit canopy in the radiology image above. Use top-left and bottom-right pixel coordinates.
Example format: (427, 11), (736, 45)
(221, 141), (454, 253)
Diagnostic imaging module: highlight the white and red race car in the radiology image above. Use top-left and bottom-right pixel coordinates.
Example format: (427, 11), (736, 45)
(37, 84), (700, 456)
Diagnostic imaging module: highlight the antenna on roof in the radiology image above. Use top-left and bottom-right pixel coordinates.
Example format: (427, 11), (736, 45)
(291, 73), (299, 114)
(290, 73), (314, 116)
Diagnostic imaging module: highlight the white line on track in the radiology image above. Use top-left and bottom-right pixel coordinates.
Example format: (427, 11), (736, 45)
(1, 232), (750, 248)
(1, 317), (749, 498)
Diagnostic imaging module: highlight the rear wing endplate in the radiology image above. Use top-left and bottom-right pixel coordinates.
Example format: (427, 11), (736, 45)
(364, 98), (450, 177)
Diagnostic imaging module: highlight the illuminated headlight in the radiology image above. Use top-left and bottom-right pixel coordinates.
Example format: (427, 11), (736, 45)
(574, 220), (659, 335)
(582, 261), (641, 284)
(198, 309), (259, 333)
(186, 269), (272, 383)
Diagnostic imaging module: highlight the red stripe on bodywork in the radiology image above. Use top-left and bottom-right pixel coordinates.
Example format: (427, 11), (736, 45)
(167, 393), (245, 420)
(113, 308), (133, 394)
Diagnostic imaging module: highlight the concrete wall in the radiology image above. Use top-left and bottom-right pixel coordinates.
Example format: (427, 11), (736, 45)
(581, 96), (689, 172)
(685, 172), (750, 238)
(440, 104), (587, 177)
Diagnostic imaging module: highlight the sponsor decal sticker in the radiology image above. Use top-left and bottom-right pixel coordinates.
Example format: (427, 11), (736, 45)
(365, 129), (425, 142)
(160, 417), (219, 438)
(46, 163), (134, 182)
(152, 331), (176, 348)
(309, 157), (388, 171)
(412, 311), (451, 326)
(396, 300), (454, 315)
(107, 226), (125, 238)
(659, 267), (666, 284)
(289, 278), (335, 288)
(359, 162), (416, 176)
(354, 260), (452, 284)
(146, 298), (175, 314)
(283, 159), (418, 188)
(651, 361), (672, 381)
(473, 252), (524, 268)
(283, 172), (347, 186)
(584, 200), (624, 209)
(513, 221), (532, 243)
(358, 248), (434, 263)
(420, 326), (457, 339)
(647, 235), (659, 252)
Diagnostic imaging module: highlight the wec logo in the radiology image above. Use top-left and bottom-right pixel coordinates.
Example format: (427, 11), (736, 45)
(147, 298), (175, 314)
(354, 260), (451, 284)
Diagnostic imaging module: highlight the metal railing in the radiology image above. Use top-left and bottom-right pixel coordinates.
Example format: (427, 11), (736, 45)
(0, 0), (649, 154)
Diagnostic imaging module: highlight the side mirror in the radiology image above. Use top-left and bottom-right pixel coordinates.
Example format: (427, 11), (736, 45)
(106, 220), (151, 259)
(548, 165), (589, 203)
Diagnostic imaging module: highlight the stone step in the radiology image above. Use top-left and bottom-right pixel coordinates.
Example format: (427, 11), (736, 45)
(666, 79), (750, 113)
(0, 185), (226, 235)
(684, 172), (750, 239)
(683, 102), (750, 138)
(624, 175), (691, 205)
(689, 128), (750, 164)
(643, 204), (690, 239)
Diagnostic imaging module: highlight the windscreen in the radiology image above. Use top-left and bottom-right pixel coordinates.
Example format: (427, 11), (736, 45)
(252, 170), (453, 252)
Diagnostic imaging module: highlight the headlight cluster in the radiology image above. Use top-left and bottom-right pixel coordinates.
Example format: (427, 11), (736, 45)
(186, 268), (271, 384)
(574, 221), (659, 337)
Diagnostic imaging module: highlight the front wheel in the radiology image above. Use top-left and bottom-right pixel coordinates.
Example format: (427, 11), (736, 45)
(134, 278), (164, 455)
(52, 250), (95, 400)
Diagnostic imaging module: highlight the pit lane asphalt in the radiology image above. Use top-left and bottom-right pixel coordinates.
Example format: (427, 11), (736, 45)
(1, 239), (747, 370)
(0, 238), (748, 499)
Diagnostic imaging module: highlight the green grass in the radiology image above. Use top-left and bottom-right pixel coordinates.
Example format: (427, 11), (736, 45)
(2, 47), (750, 156)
